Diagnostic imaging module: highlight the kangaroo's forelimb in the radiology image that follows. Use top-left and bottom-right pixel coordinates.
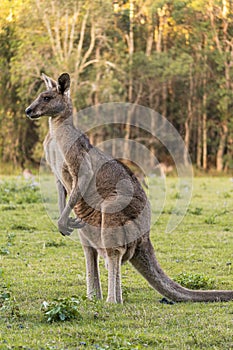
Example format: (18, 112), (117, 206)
(56, 177), (85, 235)
(58, 155), (93, 235)
(56, 178), (67, 215)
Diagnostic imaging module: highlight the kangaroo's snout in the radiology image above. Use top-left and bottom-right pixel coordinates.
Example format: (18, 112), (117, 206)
(25, 106), (41, 120)
(25, 107), (32, 117)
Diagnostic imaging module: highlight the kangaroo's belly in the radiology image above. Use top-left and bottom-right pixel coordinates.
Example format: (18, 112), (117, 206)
(75, 191), (151, 249)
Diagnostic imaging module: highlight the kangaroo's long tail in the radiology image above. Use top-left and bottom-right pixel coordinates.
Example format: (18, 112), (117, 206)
(130, 236), (233, 302)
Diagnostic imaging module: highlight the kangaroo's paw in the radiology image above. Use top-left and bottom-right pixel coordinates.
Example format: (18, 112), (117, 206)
(68, 217), (86, 229)
(58, 218), (73, 236)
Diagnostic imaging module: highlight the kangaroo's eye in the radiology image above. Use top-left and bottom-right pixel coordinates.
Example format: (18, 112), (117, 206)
(43, 96), (52, 102)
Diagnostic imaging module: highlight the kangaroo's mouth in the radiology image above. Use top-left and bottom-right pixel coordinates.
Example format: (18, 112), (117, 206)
(27, 114), (41, 120)
(25, 107), (41, 120)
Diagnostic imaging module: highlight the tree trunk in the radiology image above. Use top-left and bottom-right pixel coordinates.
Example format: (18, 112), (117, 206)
(184, 65), (194, 166)
(216, 122), (228, 171)
(123, 0), (134, 159)
(196, 104), (202, 168)
(202, 50), (208, 171)
(202, 104), (207, 170)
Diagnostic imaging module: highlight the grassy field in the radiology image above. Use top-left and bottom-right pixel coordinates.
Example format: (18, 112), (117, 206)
(0, 176), (233, 349)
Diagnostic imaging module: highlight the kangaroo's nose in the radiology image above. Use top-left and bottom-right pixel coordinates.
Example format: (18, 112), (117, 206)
(25, 107), (32, 116)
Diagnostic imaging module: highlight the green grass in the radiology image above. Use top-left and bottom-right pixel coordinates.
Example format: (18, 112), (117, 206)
(0, 176), (233, 349)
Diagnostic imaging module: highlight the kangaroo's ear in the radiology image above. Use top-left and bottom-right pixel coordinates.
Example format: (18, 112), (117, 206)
(58, 73), (70, 96)
(41, 73), (58, 90)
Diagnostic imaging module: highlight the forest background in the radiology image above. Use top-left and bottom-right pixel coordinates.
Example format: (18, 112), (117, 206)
(0, 0), (233, 173)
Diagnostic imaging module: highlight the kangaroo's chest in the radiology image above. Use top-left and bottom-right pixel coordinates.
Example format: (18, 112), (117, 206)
(43, 132), (72, 192)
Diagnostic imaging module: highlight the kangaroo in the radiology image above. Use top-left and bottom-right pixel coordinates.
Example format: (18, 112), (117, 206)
(25, 73), (233, 303)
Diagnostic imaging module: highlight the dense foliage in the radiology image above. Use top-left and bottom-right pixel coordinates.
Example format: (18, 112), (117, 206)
(0, 0), (232, 171)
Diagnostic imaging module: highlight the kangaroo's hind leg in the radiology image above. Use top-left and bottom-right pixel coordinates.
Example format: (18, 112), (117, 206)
(83, 245), (102, 300)
(100, 201), (127, 303)
(105, 247), (126, 303)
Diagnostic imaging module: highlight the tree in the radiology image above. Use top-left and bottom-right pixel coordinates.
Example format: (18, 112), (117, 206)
(207, 0), (233, 171)
(0, 0), (232, 171)
(0, 0), (39, 168)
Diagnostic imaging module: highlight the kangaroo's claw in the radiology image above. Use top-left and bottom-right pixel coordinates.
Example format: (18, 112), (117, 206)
(58, 216), (85, 236)
(58, 224), (73, 236)
(58, 218), (73, 236)
(68, 217), (86, 229)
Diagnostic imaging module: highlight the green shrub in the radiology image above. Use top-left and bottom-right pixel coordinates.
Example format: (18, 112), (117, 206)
(41, 297), (83, 323)
(0, 233), (16, 256)
(189, 207), (203, 215)
(205, 214), (218, 224)
(0, 180), (41, 204)
(0, 247), (10, 255)
(45, 240), (66, 248)
(204, 209), (228, 224)
(174, 272), (216, 290)
(0, 287), (11, 309)
(0, 275), (20, 319)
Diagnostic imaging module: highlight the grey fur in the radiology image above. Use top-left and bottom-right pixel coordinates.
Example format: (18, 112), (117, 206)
(25, 73), (233, 303)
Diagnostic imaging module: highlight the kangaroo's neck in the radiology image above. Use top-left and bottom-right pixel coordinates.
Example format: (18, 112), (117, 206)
(49, 108), (74, 132)
(48, 111), (84, 155)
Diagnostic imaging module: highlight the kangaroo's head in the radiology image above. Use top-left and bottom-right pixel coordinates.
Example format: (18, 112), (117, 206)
(25, 73), (71, 120)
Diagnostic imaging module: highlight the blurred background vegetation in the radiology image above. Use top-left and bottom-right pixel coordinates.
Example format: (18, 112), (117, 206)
(0, 0), (232, 173)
